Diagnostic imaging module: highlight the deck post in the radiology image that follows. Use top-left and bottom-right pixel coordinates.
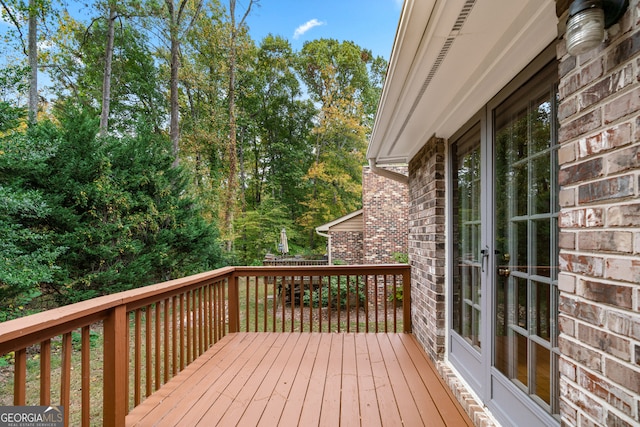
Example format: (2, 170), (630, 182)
(228, 274), (240, 332)
(402, 267), (412, 333)
(103, 305), (128, 427)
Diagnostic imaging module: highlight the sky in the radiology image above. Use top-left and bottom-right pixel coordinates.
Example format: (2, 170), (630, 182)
(0, 0), (403, 98)
(244, 0), (403, 60)
(1, 1), (403, 60)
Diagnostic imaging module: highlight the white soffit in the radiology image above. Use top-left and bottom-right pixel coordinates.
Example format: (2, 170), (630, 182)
(368, 0), (558, 164)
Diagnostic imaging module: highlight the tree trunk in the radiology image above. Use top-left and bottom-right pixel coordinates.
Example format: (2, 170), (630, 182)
(99, 3), (116, 137)
(223, 0), (239, 251)
(169, 25), (180, 167)
(223, 0), (255, 251)
(165, 0), (182, 167)
(27, 0), (37, 125)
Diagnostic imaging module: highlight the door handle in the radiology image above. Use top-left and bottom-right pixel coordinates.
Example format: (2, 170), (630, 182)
(480, 247), (489, 272)
(498, 267), (510, 277)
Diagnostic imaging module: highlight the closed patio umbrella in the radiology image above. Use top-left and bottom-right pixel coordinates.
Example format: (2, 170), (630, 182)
(279, 228), (289, 255)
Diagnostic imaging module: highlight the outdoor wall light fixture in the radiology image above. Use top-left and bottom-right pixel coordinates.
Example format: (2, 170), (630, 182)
(566, 0), (628, 56)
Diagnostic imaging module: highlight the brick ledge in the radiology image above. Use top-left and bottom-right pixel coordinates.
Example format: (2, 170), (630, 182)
(436, 361), (498, 427)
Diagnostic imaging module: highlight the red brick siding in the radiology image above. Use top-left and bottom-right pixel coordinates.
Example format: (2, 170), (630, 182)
(330, 230), (363, 265)
(407, 136), (446, 361)
(362, 166), (409, 264)
(557, 2), (640, 425)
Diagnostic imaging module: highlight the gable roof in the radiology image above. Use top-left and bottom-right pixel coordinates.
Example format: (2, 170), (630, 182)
(315, 210), (364, 233)
(368, 0), (558, 165)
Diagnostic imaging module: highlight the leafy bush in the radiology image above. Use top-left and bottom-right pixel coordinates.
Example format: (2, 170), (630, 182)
(392, 252), (409, 264)
(0, 105), (224, 312)
(303, 275), (365, 309)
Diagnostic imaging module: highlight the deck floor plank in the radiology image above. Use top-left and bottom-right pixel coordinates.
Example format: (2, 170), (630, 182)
(127, 332), (262, 426)
(237, 333), (304, 426)
(385, 334), (446, 427)
(355, 333), (382, 427)
(125, 332), (473, 427)
(319, 333), (344, 427)
(340, 334), (361, 427)
(376, 333), (424, 426)
(176, 332), (276, 426)
(296, 333), (332, 425)
(259, 333), (319, 427)
(365, 333), (404, 425)
(396, 334), (474, 426)
(147, 333), (270, 426)
(207, 332), (291, 426)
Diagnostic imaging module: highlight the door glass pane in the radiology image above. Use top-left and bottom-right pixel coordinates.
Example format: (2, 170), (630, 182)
(493, 71), (559, 417)
(514, 163), (528, 217)
(534, 280), (551, 341)
(534, 343), (551, 405)
(515, 221), (527, 274)
(495, 273), (509, 373)
(517, 278), (527, 329)
(533, 219), (551, 277)
(531, 96), (552, 154)
(532, 154), (551, 214)
(516, 332), (528, 387)
(452, 125), (482, 349)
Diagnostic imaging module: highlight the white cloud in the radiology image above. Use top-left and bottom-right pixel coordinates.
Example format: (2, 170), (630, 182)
(293, 19), (325, 39)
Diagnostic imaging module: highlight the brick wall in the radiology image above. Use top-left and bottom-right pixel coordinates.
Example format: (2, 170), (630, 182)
(362, 166), (409, 264)
(557, 1), (640, 425)
(330, 230), (363, 265)
(407, 136), (447, 361)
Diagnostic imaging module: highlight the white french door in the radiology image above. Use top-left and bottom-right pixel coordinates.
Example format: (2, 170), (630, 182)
(449, 50), (560, 426)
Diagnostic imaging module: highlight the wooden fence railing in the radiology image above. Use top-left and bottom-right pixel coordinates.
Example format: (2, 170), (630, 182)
(0, 264), (410, 427)
(262, 258), (329, 266)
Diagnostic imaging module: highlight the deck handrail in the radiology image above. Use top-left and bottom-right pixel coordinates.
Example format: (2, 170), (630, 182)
(0, 264), (410, 427)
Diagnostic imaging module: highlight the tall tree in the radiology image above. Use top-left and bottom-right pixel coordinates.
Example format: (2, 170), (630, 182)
(98, 1), (116, 136)
(240, 35), (314, 213)
(296, 39), (386, 248)
(0, 0), (52, 124)
(163, 0), (203, 166)
(232, 35), (315, 263)
(48, 10), (165, 134)
(222, 0), (257, 250)
(27, 0), (37, 124)
(177, 0), (229, 230)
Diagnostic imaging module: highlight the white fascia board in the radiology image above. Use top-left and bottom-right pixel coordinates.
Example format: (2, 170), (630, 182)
(369, 0), (558, 165)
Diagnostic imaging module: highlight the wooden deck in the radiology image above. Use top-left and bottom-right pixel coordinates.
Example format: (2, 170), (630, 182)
(126, 332), (473, 426)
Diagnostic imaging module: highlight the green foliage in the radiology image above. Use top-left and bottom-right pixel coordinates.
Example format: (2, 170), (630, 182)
(41, 109), (222, 304)
(0, 121), (66, 316)
(392, 252), (409, 264)
(0, 354), (10, 368)
(0, 66), (28, 132)
(0, 104), (223, 312)
(48, 10), (166, 133)
(70, 330), (100, 350)
(303, 275), (365, 309)
(294, 39), (387, 248)
(0, 5), (390, 316)
(233, 196), (297, 265)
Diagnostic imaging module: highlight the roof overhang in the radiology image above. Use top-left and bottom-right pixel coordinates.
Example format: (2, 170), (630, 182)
(368, 0), (559, 165)
(315, 209), (364, 233)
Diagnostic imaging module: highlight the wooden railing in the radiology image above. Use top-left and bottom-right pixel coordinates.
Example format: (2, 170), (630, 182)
(0, 264), (410, 427)
(262, 258), (329, 266)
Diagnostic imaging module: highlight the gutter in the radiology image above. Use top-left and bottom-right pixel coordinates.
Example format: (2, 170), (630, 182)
(368, 158), (409, 184)
(314, 229), (332, 265)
